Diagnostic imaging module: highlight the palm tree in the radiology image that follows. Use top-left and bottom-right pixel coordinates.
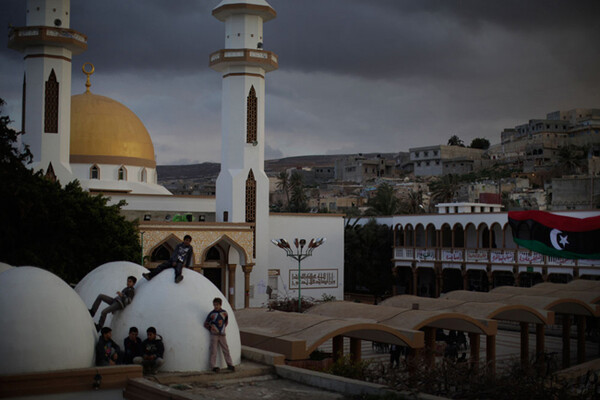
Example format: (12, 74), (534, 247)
(400, 190), (425, 214)
(430, 174), (459, 204)
(276, 170), (290, 207)
(289, 171), (308, 212)
(366, 183), (400, 216)
(557, 145), (585, 175)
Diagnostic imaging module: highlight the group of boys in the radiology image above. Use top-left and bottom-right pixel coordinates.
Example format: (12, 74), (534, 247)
(89, 236), (236, 373)
(89, 236), (194, 332)
(95, 326), (164, 374)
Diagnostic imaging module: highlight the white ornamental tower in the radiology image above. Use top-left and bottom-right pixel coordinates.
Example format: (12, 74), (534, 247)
(210, 0), (278, 292)
(8, 0), (86, 183)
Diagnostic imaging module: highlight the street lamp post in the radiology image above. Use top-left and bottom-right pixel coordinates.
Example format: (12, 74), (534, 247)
(140, 231), (145, 266)
(271, 237), (326, 312)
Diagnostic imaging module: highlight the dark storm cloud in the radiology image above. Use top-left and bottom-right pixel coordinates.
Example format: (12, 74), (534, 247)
(1, 0), (599, 164)
(268, 0), (600, 80)
(69, 1), (221, 74)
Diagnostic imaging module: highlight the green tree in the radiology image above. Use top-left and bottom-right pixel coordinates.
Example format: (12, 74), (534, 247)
(430, 174), (459, 204)
(0, 99), (141, 283)
(288, 170), (309, 212)
(399, 190), (425, 214)
(365, 183), (400, 216)
(556, 145), (585, 175)
(447, 135), (465, 147)
(344, 220), (393, 297)
(469, 137), (490, 150)
(275, 170), (290, 208)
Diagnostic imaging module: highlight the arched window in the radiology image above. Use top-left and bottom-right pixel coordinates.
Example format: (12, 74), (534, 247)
(140, 168), (147, 183)
(90, 164), (100, 179)
(246, 86), (257, 143)
(151, 243), (172, 262)
(118, 165), (127, 181)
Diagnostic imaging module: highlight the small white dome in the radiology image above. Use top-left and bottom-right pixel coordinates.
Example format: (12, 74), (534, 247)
(110, 268), (241, 372)
(75, 261), (148, 326)
(0, 262), (12, 274)
(0, 267), (96, 374)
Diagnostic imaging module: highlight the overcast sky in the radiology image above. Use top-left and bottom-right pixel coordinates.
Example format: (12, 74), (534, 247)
(2, 1), (599, 165)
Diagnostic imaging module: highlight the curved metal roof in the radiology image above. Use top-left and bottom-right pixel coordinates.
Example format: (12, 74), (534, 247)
(381, 294), (554, 325)
(235, 308), (423, 360)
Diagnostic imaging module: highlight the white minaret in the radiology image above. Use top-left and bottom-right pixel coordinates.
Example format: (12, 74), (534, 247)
(8, 0), (86, 182)
(211, 0), (278, 305)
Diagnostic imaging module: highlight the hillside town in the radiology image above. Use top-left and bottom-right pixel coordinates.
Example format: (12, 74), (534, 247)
(2, 0), (599, 399)
(163, 107), (600, 214)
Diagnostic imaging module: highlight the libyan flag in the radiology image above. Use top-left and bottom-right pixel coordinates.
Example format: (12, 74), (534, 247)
(508, 211), (600, 259)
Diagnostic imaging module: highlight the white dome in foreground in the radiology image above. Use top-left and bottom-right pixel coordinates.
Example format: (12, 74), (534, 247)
(0, 267), (96, 374)
(0, 262), (12, 274)
(110, 268), (241, 372)
(75, 261), (148, 326)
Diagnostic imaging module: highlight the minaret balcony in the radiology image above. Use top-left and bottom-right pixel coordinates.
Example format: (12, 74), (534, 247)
(8, 26), (87, 54)
(209, 48), (278, 73)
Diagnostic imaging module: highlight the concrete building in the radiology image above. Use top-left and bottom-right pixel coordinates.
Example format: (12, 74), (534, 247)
(491, 108), (600, 172)
(551, 176), (600, 210)
(410, 145), (484, 177)
(334, 154), (398, 183)
(363, 206), (600, 298)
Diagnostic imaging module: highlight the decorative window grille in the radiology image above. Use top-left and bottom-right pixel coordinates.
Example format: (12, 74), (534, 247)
(246, 86), (257, 143)
(44, 70), (59, 133)
(246, 169), (257, 257)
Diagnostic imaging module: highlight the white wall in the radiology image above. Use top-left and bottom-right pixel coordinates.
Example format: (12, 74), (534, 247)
(267, 214), (345, 303)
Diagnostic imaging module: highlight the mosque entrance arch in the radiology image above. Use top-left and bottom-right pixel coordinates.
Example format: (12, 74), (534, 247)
(148, 233), (184, 269)
(202, 245), (226, 294)
(199, 234), (250, 309)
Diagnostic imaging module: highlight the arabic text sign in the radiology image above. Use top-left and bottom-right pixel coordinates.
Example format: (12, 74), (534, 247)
(490, 251), (515, 264)
(290, 269), (338, 289)
(441, 249), (464, 262)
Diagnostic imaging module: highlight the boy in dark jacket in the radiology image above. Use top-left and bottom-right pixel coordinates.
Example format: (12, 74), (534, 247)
(123, 326), (143, 364)
(143, 235), (193, 283)
(204, 297), (234, 372)
(135, 326), (164, 374)
(95, 327), (122, 366)
(89, 276), (137, 331)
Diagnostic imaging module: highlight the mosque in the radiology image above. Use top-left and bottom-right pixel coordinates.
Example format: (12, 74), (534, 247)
(7, 0), (345, 313)
(0, 0), (344, 395)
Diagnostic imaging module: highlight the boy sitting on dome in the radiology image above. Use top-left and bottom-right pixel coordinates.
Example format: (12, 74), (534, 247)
(143, 235), (193, 284)
(135, 326), (165, 374)
(95, 327), (122, 366)
(89, 276), (137, 332)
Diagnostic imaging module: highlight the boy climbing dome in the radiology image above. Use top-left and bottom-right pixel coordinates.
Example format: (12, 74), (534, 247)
(89, 275), (137, 331)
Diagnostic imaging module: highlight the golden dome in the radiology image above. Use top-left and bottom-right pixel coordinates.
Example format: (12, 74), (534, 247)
(70, 92), (156, 168)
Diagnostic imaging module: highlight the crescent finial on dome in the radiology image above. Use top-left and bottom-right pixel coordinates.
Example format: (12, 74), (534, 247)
(82, 62), (95, 94)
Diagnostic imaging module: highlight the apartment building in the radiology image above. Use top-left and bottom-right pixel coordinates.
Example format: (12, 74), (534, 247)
(410, 145), (484, 177)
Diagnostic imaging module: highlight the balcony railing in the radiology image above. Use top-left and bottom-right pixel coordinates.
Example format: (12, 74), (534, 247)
(209, 48), (278, 72)
(8, 26), (87, 54)
(394, 246), (599, 268)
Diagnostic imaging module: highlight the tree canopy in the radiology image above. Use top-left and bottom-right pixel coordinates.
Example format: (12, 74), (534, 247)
(447, 135), (465, 147)
(288, 170), (309, 212)
(0, 99), (141, 283)
(429, 174), (459, 204)
(469, 137), (490, 150)
(344, 219), (393, 297)
(365, 183), (401, 216)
